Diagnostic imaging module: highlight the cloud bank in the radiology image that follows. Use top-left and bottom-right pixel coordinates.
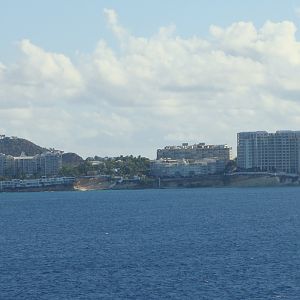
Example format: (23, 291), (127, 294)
(1, 9), (300, 158)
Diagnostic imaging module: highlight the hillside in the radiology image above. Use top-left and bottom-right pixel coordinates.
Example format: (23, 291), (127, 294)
(0, 137), (47, 156)
(0, 137), (83, 167)
(62, 152), (84, 166)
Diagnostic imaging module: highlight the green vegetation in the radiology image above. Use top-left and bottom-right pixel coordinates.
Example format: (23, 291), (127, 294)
(0, 137), (47, 156)
(59, 155), (150, 178)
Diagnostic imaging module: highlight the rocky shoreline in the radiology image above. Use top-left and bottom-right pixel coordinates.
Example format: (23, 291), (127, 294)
(1, 173), (299, 193)
(74, 173), (300, 191)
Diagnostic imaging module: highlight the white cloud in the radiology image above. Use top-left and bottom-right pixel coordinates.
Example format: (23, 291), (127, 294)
(1, 9), (300, 158)
(103, 8), (128, 41)
(4, 39), (84, 103)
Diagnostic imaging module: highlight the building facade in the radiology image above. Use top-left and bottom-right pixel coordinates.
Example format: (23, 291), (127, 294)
(0, 151), (62, 178)
(36, 152), (63, 176)
(157, 143), (231, 162)
(150, 158), (226, 178)
(237, 131), (300, 174)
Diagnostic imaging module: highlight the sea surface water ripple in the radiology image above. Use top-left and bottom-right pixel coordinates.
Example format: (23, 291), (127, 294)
(1, 187), (300, 299)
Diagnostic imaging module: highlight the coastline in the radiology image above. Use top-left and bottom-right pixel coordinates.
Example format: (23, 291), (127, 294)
(74, 173), (300, 191)
(1, 173), (300, 193)
(1, 185), (74, 193)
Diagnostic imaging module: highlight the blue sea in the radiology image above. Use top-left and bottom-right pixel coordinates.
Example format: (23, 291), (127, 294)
(1, 188), (300, 299)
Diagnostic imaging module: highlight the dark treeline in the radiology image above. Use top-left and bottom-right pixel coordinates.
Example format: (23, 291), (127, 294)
(59, 155), (150, 178)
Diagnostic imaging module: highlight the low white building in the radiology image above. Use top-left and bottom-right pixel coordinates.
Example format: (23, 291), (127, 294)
(157, 143), (232, 162)
(150, 158), (226, 178)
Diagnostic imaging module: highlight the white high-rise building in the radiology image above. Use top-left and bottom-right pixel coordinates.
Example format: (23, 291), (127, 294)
(0, 151), (62, 178)
(237, 131), (300, 174)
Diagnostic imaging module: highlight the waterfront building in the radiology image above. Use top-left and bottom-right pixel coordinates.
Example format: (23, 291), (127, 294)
(0, 154), (5, 177)
(14, 152), (37, 177)
(0, 177), (75, 191)
(36, 152), (62, 177)
(157, 143), (231, 162)
(237, 130), (300, 174)
(0, 154), (14, 177)
(150, 158), (226, 178)
(0, 151), (62, 178)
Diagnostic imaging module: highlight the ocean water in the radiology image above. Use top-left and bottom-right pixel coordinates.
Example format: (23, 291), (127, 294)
(1, 188), (300, 300)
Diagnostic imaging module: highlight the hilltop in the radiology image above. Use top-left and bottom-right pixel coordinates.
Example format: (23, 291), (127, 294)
(0, 136), (47, 156)
(0, 135), (83, 166)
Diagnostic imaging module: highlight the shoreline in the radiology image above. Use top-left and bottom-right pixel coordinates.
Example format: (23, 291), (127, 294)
(73, 173), (300, 191)
(1, 173), (300, 193)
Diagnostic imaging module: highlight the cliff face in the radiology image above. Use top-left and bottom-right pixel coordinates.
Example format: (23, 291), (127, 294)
(0, 137), (47, 156)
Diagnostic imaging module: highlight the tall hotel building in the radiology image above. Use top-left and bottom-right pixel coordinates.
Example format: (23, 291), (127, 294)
(237, 131), (300, 174)
(0, 151), (62, 178)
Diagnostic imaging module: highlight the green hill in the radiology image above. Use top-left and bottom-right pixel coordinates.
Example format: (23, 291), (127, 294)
(62, 152), (84, 166)
(0, 136), (83, 166)
(0, 137), (47, 156)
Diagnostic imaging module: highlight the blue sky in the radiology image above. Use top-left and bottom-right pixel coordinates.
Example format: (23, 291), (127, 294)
(2, 1), (300, 157)
(2, 0), (300, 61)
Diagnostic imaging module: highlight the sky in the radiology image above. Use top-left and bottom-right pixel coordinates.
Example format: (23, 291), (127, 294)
(2, 0), (300, 158)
